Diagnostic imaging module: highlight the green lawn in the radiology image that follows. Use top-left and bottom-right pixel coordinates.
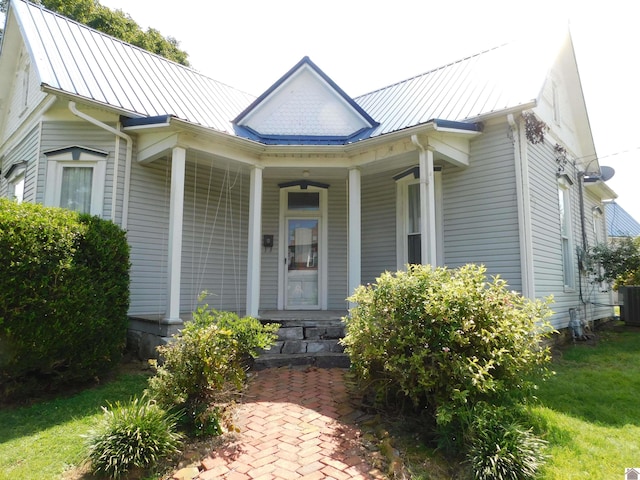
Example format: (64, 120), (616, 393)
(0, 373), (149, 480)
(533, 328), (640, 479)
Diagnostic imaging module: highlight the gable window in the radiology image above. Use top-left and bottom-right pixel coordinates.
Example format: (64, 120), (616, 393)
(558, 176), (575, 289)
(395, 166), (442, 268)
(4, 161), (27, 203)
(44, 146), (108, 216)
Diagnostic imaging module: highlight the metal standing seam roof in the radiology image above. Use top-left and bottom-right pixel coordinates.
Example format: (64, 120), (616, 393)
(604, 202), (640, 237)
(11, 0), (556, 141)
(11, 0), (256, 134)
(354, 40), (552, 137)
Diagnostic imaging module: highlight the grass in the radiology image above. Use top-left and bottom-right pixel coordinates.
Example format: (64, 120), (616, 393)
(532, 327), (640, 479)
(387, 325), (640, 479)
(0, 371), (149, 480)
(3, 328), (640, 479)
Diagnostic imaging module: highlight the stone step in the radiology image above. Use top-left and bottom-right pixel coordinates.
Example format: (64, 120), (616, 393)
(254, 352), (350, 370)
(256, 316), (349, 369)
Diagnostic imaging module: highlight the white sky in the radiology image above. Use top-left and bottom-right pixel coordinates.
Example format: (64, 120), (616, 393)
(6, 0), (640, 221)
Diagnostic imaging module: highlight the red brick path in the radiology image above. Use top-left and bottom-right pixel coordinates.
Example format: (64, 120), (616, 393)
(187, 367), (383, 480)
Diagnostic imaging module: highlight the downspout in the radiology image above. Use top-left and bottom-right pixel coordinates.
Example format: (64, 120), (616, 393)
(68, 101), (132, 229)
(411, 134), (437, 266)
(508, 114), (534, 298)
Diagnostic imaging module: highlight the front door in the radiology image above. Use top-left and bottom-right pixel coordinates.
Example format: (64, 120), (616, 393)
(279, 186), (327, 310)
(285, 218), (319, 308)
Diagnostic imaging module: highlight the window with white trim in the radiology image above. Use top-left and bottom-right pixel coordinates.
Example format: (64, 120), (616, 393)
(558, 177), (575, 289)
(395, 166), (442, 268)
(44, 146), (108, 216)
(4, 161), (27, 203)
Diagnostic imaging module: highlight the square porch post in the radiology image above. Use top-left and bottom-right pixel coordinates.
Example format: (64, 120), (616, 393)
(246, 166), (263, 317)
(348, 167), (361, 308)
(165, 146), (186, 323)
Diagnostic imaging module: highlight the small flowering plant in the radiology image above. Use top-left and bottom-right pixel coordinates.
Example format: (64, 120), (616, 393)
(341, 264), (554, 421)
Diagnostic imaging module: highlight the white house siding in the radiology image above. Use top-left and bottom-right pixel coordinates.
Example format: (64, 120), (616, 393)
(1, 48), (46, 145)
(442, 120), (522, 290)
(180, 160), (249, 314)
(126, 158), (171, 316)
(361, 170), (397, 286)
(0, 124), (39, 201)
(38, 121), (117, 220)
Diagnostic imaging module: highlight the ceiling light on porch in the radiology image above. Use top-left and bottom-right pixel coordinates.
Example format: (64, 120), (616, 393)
(302, 170), (310, 178)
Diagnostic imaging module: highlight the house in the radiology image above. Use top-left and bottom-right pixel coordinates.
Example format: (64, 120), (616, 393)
(0, 0), (617, 357)
(604, 201), (640, 239)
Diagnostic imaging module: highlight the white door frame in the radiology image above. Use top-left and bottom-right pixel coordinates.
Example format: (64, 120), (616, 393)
(277, 186), (328, 310)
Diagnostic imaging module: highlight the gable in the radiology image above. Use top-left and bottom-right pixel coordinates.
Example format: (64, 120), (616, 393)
(233, 57), (378, 144)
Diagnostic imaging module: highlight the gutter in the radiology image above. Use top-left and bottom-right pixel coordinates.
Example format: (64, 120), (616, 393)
(68, 101), (133, 229)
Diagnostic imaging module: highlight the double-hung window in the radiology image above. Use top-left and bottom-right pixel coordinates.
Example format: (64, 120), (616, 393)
(558, 176), (575, 290)
(395, 166), (442, 268)
(44, 146), (108, 216)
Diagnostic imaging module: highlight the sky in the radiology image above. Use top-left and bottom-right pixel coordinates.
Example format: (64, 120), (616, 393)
(5, 1), (640, 220)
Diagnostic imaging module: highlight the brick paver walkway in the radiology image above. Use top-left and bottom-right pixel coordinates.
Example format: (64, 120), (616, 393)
(178, 367), (383, 480)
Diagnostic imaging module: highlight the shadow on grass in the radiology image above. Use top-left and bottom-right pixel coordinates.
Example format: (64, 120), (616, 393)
(0, 372), (149, 445)
(535, 328), (640, 428)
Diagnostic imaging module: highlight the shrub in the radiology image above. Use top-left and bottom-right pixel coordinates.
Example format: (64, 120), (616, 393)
(467, 404), (547, 480)
(341, 264), (554, 425)
(86, 394), (182, 478)
(147, 299), (279, 435)
(587, 237), (640, 288)
(0, 199), (130, 400)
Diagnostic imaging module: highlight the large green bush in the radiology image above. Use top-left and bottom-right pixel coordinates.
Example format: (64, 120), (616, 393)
(342, 264), (554, 425)
(0, 199), (130, 399)
(147, 300), (279, 436)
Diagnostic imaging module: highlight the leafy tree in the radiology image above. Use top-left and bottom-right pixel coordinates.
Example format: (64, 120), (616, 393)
(0, 0), (189, 65)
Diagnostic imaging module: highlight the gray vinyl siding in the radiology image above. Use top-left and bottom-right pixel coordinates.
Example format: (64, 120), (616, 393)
(126, 158), (170, 316)
(442, 120), (522, 290)
(327, 180), (348, 308)
(39, 121), (118, 220)
(0, 124), (39, 201)
(361, 170), (397, 285)
(259, 180), (281, 310)
(528, 140), (612, 329)
(180, 162), (249, 313)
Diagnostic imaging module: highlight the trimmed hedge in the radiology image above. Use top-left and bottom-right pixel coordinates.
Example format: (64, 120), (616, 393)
(0, 199), (130, 399)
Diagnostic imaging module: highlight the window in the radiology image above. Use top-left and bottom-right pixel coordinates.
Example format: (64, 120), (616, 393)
(558, 178), (575, 289)
(44, 146), (108, 216)
(4, 161), (27, 203)
(395, 166), (442, 268)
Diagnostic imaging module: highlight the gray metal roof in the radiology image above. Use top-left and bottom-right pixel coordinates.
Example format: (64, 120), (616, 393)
(355, 41), (550, 137)
(11, 0), (554, 141)
(605, 202), (640, 237)
(12, 0), (255, 134)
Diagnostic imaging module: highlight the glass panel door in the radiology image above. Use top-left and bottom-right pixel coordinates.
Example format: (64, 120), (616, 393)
(286, 218), (319, 308)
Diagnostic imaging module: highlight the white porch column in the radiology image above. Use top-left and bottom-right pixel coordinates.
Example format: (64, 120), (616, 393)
(246, 166), (263, 317)
(348, 168), (362, 306)
(166, 146), (186, 322)
(417, 141), (437, 265)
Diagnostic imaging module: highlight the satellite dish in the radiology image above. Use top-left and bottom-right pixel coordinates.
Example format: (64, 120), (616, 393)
(600, 166), (615, 182)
